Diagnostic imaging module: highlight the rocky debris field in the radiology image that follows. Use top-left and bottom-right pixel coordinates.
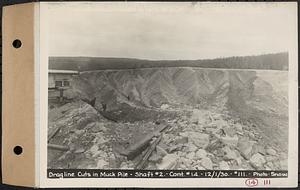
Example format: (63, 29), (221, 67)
(146, 109), (287, 170)
(48, 100), (287, 171)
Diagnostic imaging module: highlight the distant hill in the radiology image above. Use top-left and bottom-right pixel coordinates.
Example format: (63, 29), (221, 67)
(49, 52), (288, 71)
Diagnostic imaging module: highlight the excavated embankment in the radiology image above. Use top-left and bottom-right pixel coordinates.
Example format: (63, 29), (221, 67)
(48, 68), (288, 170)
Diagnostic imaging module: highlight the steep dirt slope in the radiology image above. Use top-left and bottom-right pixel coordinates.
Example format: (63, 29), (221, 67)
(65, 68), (288, 149)
(68, 68), (229, 109)
(68, 68), (286, 112)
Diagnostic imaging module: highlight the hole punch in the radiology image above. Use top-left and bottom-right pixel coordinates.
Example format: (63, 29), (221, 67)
(13, 146), (23, 155)
(12, 39), (22, 48)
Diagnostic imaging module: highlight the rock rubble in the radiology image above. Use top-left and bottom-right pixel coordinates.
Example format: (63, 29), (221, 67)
(48, 101), (287, 171)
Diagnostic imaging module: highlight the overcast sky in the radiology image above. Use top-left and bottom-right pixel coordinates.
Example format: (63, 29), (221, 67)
(47, 2), (297, 60)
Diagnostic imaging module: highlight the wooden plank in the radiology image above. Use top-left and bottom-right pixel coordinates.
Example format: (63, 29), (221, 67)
(48, 144), (69, 151)
(47, 125), (62, 143)
(123, 124), (170, 160)
(135, 135), (162, 169)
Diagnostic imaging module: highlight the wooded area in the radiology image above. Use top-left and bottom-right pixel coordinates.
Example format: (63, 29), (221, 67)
(49, 52), (288, 71)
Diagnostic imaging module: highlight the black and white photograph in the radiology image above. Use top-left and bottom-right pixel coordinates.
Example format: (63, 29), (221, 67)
(46, 2), (293, 173)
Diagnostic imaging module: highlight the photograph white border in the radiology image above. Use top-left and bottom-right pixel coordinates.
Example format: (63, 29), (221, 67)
(38, 2), (298, 188)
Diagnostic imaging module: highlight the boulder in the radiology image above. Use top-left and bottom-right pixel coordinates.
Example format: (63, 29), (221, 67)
(204, 126), (219, 134)
(221, 135), (238, 147)
(206, 139), (223, 152)
(160, 104), (169, 110)
(201, 157), (213, 170)
(149, 152), (163, 162)
(191, 109), (200, 124)
(279, 152), (288, 160)
(264, 162), (274, 170)
(108, 155), (118, 168)
(156, 145), (168, 156)
(195, 149), (207, 159)
(280, 160), (288, 170)
(179, 132), (189, 137)
(252, 144), (266, 155)
(213, 119), (230, 128)
(169, 144), (183, 152)
(94, 150), (108, 159)
(179, 157), (192, 167)
(219, 161), (230, 170)
(74, 148), (85, 154)
(193, 165), (206, 170)
(265, 155), (277, 162)
(178, 164), (187, 170)
(222, 146), (237, 161)
(156, 154), (178, 169)
(120, 162), (129, 169)
(90, 122), (107, 133)
(188, 132), (210, 149)
(97, 159), (109, 169)
(266, 148), (277, 156)
(186, 152), (195, 160)
(235, 157), (242, 166)
(186, 142), (198, 152)
(90, 144), (99, 155)
(93, 134), (108, 145)
(272, 160), (281, 170)
(49, 101), (99, 131)
(223, 126), (236, 137)
(234, 123), (244, 132)
(75, 129), (85, 136)
(250, 153), (266, 169)
(237, 137), (255, 160)
(191, 109), (207, 124)
(248, 132), (256, 140)
(175, 136), (188, 144)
